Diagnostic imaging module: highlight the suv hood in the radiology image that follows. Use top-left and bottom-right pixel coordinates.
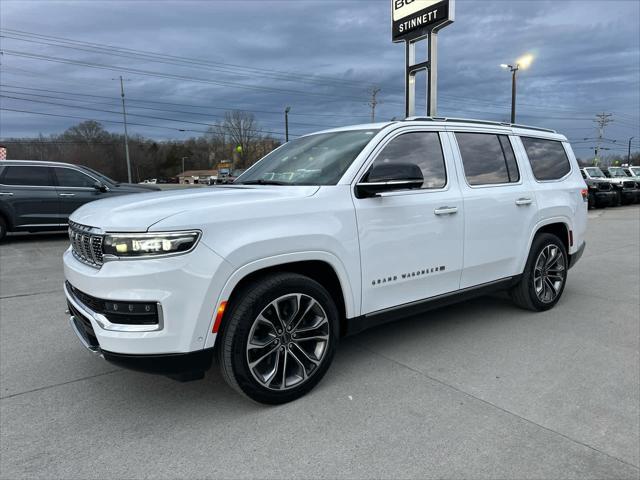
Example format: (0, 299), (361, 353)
(70, 185), (320, 231)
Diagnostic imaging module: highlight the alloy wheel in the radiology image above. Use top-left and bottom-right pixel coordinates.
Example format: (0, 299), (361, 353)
(246, 294), (330, 391)
(533, 244), (566, 303)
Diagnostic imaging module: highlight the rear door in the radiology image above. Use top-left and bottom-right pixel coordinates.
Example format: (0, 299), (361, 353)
(353, 128), (464, 314)
(0, 165), (60, 229)
(451, 131), (538, 288)
(53, 166), (104, 220)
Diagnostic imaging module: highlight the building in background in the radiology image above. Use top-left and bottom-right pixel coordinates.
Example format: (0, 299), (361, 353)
(178, 169), (218, 184)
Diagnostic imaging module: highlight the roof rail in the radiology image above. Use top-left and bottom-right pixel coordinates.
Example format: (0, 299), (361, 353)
(405, 116), (557, 134)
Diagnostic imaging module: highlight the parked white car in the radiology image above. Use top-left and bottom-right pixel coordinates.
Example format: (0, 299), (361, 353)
(64, 118), (587, 404)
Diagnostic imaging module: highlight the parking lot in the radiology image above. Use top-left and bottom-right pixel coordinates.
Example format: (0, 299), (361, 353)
(0, 206), (638, 479)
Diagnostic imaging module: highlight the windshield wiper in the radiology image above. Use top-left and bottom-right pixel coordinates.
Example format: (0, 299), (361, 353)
(236, 179), (290, 185)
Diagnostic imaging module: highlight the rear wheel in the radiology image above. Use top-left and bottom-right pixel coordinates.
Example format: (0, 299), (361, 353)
(510, 233), (568, 312)
(217, 273), (339, 404)
(587, 192), (595, 209)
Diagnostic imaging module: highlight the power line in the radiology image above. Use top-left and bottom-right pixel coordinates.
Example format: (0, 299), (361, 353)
(1, 28), (371, 90)
(1, 49), (372, 103)
(1, 89), (344, 129)
(0, 107), (301, 138)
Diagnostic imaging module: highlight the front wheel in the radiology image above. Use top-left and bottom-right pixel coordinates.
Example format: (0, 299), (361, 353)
(217, 273), (339, 404)
(510, 233), (568, 311)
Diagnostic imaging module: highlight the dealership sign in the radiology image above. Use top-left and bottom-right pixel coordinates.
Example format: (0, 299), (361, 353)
(392, 0), (454, 42)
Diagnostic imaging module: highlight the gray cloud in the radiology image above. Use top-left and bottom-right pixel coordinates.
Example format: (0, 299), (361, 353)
(1, 0), (638, 158)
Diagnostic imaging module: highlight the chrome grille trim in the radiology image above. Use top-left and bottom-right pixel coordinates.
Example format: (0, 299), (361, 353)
(69, 221), (104, 268)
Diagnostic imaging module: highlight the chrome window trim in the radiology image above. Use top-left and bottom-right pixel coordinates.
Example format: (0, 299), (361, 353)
(521, 137), (574, 184)
(64, 282), (164, 333)
(352, 128), (450, 196)
(53, 166), (105, 189)
(0, 164), (105, 189)
(453, 133), (524, 189)
(0, 164), (56, 188)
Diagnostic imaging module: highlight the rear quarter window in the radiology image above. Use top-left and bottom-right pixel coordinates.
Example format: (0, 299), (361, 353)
(521, 137), (571, 181)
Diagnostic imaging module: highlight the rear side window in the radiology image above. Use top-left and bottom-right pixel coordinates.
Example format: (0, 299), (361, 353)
(368, 132), (446, 189)
(0, 166), (53, 186)
(521, 137), (571, 181)
(455, 133), (520, 185)
(54, 168), (96, 188)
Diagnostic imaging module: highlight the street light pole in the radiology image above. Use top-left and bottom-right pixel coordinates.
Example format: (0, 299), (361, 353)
(629, 137), (635, 164)
(501, 55), (534, 124)
(119, 76), (132, 183)
(501, 64), (519, 123)
(284, 106), (291, 143)
(181, 156), (189, 175)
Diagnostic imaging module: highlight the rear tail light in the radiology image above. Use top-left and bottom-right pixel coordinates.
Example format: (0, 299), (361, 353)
(581, 189), (589, 202)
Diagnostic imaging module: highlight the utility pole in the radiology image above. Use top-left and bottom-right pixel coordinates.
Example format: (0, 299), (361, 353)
(182, 156), (189, 175)
(594, 112), (613, 165)
(118, 76), (132, 183)
(368, 87), (381, 123)
(284, 106), (291, 143)
(628, 137), (635, 164)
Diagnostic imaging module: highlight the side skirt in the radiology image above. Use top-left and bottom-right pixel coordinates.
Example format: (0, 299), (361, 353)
(345, 276), (521, 336)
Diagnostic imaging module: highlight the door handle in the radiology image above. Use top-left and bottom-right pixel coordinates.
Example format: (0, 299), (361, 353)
(0, 192), (14, 196)
(515, 197), (533, 206)
(58, 193), (76, 197)
(434, 206), (458, 216)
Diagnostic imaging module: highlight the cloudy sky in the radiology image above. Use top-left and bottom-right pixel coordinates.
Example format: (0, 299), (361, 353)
(1, 0), (639, 159)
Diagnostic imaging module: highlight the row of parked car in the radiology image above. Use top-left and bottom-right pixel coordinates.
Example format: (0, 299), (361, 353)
(581, 166), (640, 209)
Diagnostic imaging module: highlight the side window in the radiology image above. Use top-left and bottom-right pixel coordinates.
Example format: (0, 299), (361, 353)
(367, 132), (446, 189)
(54, 168), (96, 188)
(455, 133), (520, 185)
(521, 137), (571, 181)
(580, 171), (587, 179)
(0, 166), (53, 186)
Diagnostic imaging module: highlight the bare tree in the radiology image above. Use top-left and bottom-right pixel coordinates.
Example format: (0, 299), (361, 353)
(223, 111), (261, 168)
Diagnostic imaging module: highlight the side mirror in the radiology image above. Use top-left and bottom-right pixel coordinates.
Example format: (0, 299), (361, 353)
(355, 162), (424, 198)
(94, 182), (108, 193)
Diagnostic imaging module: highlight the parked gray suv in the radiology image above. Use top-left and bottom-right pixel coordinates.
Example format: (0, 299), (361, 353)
(0, 160), (159, 240)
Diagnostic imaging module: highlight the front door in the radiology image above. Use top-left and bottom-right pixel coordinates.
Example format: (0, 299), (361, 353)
(353, 130), (464, 315)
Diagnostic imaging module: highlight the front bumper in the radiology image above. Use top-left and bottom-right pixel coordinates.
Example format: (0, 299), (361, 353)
(592, 191), (617, 206)
(63, 242), (233, 356)
(568, 241), (586, 269)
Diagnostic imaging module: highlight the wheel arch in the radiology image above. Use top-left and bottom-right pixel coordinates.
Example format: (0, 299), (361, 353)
(204, 252), (357, 348)
(518, 218), (572, 274)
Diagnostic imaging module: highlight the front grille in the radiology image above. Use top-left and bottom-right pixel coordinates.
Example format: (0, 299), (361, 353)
(597, 182), (612, 191)
(69, 221), (104, 267)
(623, 181), (636, 189)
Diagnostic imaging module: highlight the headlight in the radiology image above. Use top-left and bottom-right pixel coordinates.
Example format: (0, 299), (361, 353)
(103, 231), (200, 258)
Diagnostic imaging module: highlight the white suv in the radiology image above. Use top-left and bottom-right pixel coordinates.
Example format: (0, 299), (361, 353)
(64, 118), (587, 404)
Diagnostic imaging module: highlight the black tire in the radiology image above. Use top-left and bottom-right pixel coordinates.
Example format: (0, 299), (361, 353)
(510, 233), (568, 312)
(615, 190), (622, 206)
(217, 272), (339, 404)
(0, 216), (7, 242)
(587, 192), (595, 210)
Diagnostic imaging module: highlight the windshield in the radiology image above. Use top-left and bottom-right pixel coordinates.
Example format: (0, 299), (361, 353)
(585, 167), (606, 178)
(235, 129), (379, 186)
(608, 167), (628, 177)
(80, 166), (118, 185)
(630, 167), (640, 177)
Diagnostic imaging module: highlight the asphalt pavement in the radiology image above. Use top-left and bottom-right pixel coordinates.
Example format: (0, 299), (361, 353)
(1, 206), (639, 479)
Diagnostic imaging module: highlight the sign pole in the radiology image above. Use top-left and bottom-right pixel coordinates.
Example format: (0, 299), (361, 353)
(427, 31), (438, 116)
(392, 0), (454, 118)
